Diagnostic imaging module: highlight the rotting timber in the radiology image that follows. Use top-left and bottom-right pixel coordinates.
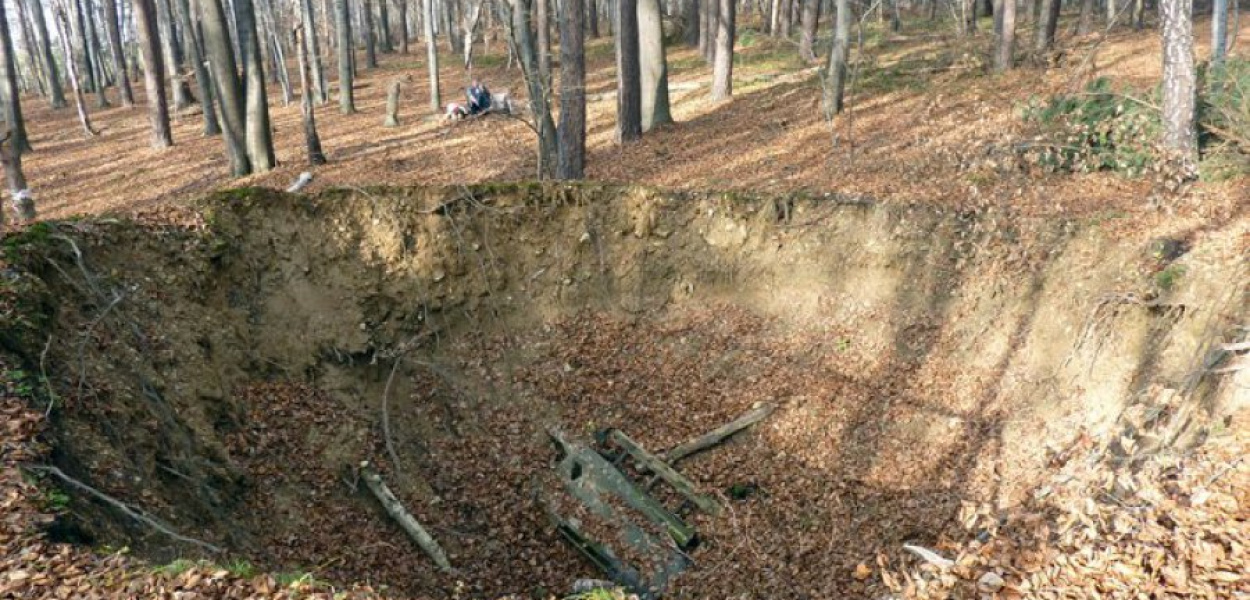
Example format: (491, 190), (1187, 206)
(1, 183), (1245, 599)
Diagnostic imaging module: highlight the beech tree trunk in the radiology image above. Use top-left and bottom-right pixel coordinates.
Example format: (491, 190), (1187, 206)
(589, 0), (600, 37)
(364, 0), (379, 67)
(72, 0), (97, 94)
(1078, 0), (1096, 32)
(295, 25), (326, 164)
(54, 7), (98, 138)
(298, 0), (328, 103)
(338, 0), (356, 112)
(710, 0), (733, 100)
(703, 0), (718, 61)
(1035, 0), (1059, 51)
(134, 0), (174, 147)
(0, 131), (33, 224)
(0, 0), (31, 153)
(638, 0), (671, 130)
(423, 0), (439, 110)
(15, 0), (45, 97)
(235, 0), (275, 170)
(615, 0), (641, 142)
(83, 0), (111, 107)
(175, 0), (220, 134)
(30, 0), (66, 108)
(1159, 0), (1196, 170)
(536, 0), (551, 84)
(557, 0), (586, 179)
(380, 0), (394, 51)
(1211, 0), (1228, 64)
(798, 0), (817, 61)
(200, 0), (252, 174)
(157, 0), (193, 109)
(996, 0), (1015, 70)
(102, 0), (135, 105)
(822, 0), (848, 117)
(400, 0), (409, 52)
(684, 0), (698, 45)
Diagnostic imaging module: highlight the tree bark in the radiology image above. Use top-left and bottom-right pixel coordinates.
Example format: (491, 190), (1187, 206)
(461, 0), (483, 67)
(0, 132), (33, 224)
(995, 0), (1015, 70)
(710, 0), (733, 100)
(134, 0), (174, 148)
(83, 0), (112, 107)
(822, 0), (848, 117)
(638, 0), (671, 130)
(423, 0), (440, 110)
(53, 7), (98, 138)
(589, 0), (600, 37)
(1034, 0), (1059, 51)
(1211, 0), (1228, 64)
(158, 0), (194, 109)
(615, 0), (641, 142)
(380, 0), (394, 51)
(798, 0), (817, 61)
(557, 0), (585, 179)
(536, 0), (551, 84)
(1077, 0), (1095, 32)
(200, 0), (252, 174)
(1159, 0), (1196, 170)
(384, 77), (401, 125)
(0, 0), (31, 153)
(364, 0), (379, 67)
(297, 0), (328, 103)
(235, 0), (275, 170)
(175, 0), (221, 134)
(295, 26), (327, 164)
(14, 0), (45, 97)
(684, 0), (698, 45)
(71, 0), (97, 93)
(102, 0), (135, 105)
(400, 0), (410, 51)
(703, 0), (718, 61)
(31, 0), (67, 107)
(338, 0), (357, 112)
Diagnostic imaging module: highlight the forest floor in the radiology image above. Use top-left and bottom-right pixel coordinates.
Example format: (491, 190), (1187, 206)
(15, 14), (1249, 226)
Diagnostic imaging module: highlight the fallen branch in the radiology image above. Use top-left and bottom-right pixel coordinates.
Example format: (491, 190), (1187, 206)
(24, 464), (222, 554)
(662, 403), (776, 465)
(358, 460), (453, 573)
(607, 429), (721, 516)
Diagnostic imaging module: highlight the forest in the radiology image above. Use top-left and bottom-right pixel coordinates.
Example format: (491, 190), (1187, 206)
(0, 0), (1247, 597)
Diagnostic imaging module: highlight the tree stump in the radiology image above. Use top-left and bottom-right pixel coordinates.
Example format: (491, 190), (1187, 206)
(384, 78), (402, 127)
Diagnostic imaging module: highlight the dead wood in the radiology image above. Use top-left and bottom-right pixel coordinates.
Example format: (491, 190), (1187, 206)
(607, 429), (721, 515)
(662, 403), (776, 464)
(358, 460), (453, 573)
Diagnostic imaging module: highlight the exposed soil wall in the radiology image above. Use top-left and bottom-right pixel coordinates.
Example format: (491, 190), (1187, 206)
(2, 183), (1245, 598)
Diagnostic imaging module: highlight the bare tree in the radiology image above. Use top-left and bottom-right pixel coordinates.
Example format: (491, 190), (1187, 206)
(1212, 0), (1229, 65)
(234, 0), (275, 170)
(83, 0), (111, 107)
(298, 0), (328, 103)
(29, 0), (67, 107)
(338, 0), (356, 112)
(176, 0), (221, 134)
(379, 0), (393, 52)
(53, 6), (98, 136)
(0, 0), (31, 152)
(710, 0), (733, 100)
(684, 0), (698, 46)
(424, 0), (439, 110)
(364, 0), (378, 67)
(101, 0), (135, 105)
(1077, 0), (1096, 33)
(589, 0), (600, 38)
(557, 0), (586, 179)
(1034, 0), (1059, 52)
(399, 0), (409, 52)
(638, 0), (671, 130)
(462, 0), (484, 67)
(703, 0), (717, 61)
(822, 0), (848, 117)
(1159, 0), (1196, 170)
(133, 0), (175, 147)
(798, 0), (817, 61)
(995, 0), (1015, 70)
(200, 0), (252, 174)
(536, 0), (551, 83)
(615, 0), (641, 142)
(294, 25), (326, 164)
(507, 0), (557, 174)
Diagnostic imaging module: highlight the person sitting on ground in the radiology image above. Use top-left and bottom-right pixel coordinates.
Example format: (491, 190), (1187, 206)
(466, 79), (492, 116)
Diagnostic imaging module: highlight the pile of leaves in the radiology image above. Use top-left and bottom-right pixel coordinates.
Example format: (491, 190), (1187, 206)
(877, 395), (1248, 598)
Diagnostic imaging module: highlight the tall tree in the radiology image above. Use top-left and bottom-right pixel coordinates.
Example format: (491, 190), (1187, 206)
(557, 0), (586, 179)
(638, 0), (671, 130)
(15, 0), (45, 98)
(337, 0), (356, 112)
(703, 0), (717, 61)
(1077, 0), (1096, 33)
(995, 0), (1016, 70)
(133, 0), (174, 147)
(508, 0), (557, 175)
(201, 0), (251, 174)
(537, 0), (551, 83)
(294, 25), (326, 164)
(710, 0), (734, 100)
(364, 0), (378, 67)
(684, 0), (698, 46)
(235, 0), (275, 170)
(102, 0), (135, 105)
(176, 0), (221, 134)
(822, 0), (848, 117)
(0, 0), (31, 153)
(1034, 0), (1059, 51)
(30, 0), (66, 107)
(157, 0), (195, 109)
(71, 0), (98, 93)
(589, 0), (600, 38)
(423, 0), (439, 110)
(53, 6), (98, 137)
(379, 0), (393, 51)
(1212, 0), (1229, 65)
(798, 0), (817, 61)
(615, 0), (641, 142)
(82, 0), (111, 107)
(399, 0), (409, 52)
(1159, 0), (1196, 170)
(298, 0), (328, 103)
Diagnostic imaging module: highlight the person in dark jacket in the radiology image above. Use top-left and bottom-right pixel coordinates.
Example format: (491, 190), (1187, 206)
(466, 80), (492, 115)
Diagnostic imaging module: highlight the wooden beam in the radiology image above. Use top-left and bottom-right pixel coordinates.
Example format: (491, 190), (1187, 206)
(663, 403), (776, 465)
(608, 429), (721, 516)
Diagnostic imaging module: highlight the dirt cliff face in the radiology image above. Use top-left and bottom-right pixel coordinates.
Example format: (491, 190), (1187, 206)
(2, 183), (1245, 598)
